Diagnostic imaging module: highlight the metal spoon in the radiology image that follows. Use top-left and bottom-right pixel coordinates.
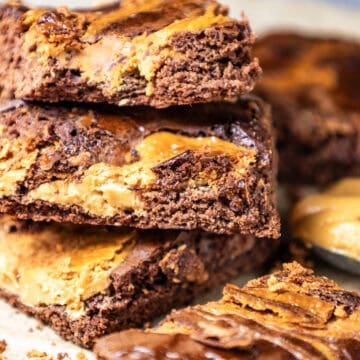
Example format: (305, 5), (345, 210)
(312, 245), (360, 275)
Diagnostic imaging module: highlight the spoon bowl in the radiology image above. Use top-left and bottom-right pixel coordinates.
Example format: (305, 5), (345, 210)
(313, 245), (360, 275)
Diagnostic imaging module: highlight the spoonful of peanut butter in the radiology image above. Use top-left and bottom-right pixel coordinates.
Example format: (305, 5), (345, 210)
(291, 177), (360, 274)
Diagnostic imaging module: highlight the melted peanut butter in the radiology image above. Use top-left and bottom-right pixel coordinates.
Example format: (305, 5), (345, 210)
(291, 178), (360, 260)
(22, 2), (230, 101)
(0, 125), (39, 196)
(26, 132), (256, 217)
(0, 219), (136, 319)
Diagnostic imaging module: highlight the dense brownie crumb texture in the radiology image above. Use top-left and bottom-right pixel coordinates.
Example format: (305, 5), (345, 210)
(95, 262), (360, 360)
(0, 216), (274, 348)
(254, 33), (360, 185)
(0, 0), (261, 108)
(0, 97), (279, 237)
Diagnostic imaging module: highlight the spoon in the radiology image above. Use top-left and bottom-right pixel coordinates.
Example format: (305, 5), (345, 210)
(312, 245), (360, 275)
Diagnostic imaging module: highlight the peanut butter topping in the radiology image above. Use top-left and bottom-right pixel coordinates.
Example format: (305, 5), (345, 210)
(0, 218), (136, 319)
(26, 132), (256, 218)
(22, 1), (230, 101)
(0, 125), (39, 196)
(291, 178), (360, 260)
(156, 263), (360, 360)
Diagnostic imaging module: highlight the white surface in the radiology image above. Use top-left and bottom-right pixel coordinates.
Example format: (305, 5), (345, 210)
(0, 0), (360, 359)
(229, 0), (360, 38)
(0, 300), (94, 360)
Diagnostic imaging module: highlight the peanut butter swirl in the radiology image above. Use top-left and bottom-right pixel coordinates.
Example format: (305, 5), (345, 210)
(156, 263), (360, 360)
(0, 217), (136, 319)
(17, 0), (255, 106)
(291, 178), (360, 260)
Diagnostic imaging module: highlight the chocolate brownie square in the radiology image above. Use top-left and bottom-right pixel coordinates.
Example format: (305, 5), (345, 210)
(0, 217), (274, 348)
(254, 33), (360, 185)
(0, 1), (261, 108)
(0, 96), (279, 237)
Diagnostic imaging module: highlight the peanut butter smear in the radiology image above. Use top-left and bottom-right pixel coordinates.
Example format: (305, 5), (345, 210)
(0, 218), (136, 319)
(26, 132), (256, 218)
(291, 178), (360, 260)
(21, 1), (230, 101)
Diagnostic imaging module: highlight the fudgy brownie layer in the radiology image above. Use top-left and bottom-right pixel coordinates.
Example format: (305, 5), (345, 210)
(0, 1), (261, 108)
(0, 217), (274, 348)
(0, 96), (279, 237)
(254, 33), (360, 185)
(95, 263), (360, 360)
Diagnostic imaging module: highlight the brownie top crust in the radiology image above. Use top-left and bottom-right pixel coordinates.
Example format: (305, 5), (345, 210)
(95, 263), (360, 360)
(95, 330), (291, 360)
(0, 1), (261, 107)
(158, 262), (360, 359)
(0, 96), (279, 236)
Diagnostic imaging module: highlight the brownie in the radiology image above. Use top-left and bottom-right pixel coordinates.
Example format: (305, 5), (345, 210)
(0, 1), (261, 108)
(95, 263), (360, 360)
(0, 96), (279, 237)
(0, 216), (274, 349)
(254, 33), (360, 185)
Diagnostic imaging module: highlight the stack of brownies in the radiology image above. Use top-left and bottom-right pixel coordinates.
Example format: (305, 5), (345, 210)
(0, 0), (280, 349)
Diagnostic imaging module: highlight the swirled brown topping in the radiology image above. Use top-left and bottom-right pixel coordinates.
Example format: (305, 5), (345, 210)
(156, 263), (360, 360)
(291, 178), (360, 261)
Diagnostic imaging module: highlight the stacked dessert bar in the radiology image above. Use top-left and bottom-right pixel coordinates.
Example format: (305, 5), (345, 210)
(254, 32), (360, 185)
(0, 0), (279, 349)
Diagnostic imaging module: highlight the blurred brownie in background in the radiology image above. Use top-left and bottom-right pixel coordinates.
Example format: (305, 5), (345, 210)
(255, 33), (360, 185)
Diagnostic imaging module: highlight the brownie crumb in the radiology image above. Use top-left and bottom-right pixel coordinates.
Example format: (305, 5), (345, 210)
(56, 354), (69, 360)
(75, 352), (87, 360)
(36, 320), (44, 330)
(0, 340), (6, 354)
(26, 350), (52, 359)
